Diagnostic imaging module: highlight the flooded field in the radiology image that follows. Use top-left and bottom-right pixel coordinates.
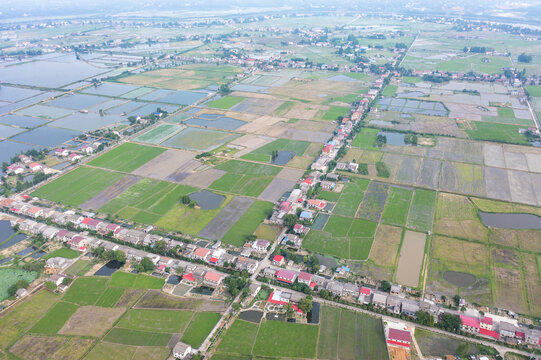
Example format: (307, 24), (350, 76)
(443, 270), (476, 287)
(189, 190), (226, 210)
(479, 211), (541, 229)
(396, 230), (426, 287)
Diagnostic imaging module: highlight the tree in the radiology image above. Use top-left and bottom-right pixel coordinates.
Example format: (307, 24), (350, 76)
(286, 303), (294, 318)
(181, 195), (191, 204)
(283, 214), (298, 229)
(94, 246), (105, 258)
(45, 281), (57, 291)
(380, 280), (391, 293)
(224, 275), (248, 297)
(62, 277), (72, 285)
(518, 53), (532, 63)
(154, 240), (166, 253)
(298, 295), (313, 313)
(114, 250), (126, 264)
(438, 314), (461, 332)
(141, 257), (154, 271)
(416, 310), (434, 326)
(453, 294), (461, 307)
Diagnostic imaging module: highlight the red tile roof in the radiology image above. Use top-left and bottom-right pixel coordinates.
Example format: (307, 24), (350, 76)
(194, 247), (211, 258)
(481, 316), (493, 325)
(388, 328), (411, 343)
(182, 273), (195, 282)
(209, 257), (218, 263)
(360, 287), (372, 296)
(298, 271), (312, 281)
(204, 271), (222, 283)
(301, 178), (313, 185)
(275, 269), (296, 283)
(273, 255), (284, 263)
(460, 315), (480, 328)
(479, 328), (500, 340)
(515, 331), (525, 340)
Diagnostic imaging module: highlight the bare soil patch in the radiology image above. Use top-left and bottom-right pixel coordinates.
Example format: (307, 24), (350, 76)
(59, 306), (125, 337)
(80, 175), (140, 211)
(198, 196), (254, 240)
(369, 224), (402, 268)
(396, 230), (426, 287)
(132, 149), (201, 183)
(181, 168), (226, 188)
(10, 336), (67, 360)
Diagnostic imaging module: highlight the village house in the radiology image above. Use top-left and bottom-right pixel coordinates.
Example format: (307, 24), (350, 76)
(499, 321), (517, 338)
(358, 287), (373, 304)
(68, 153), (83, 162)
(7, 164), (25, 175)
(299, 210), (314, 222)
(297, 271), (312, 285)
(54, 148), (69, 157)
(18, 154), (31, 164)
(46, 257), (69, 270)
(235, 256), (259, 274)
(320, 180), (335, 190)
(272, 254), (285, 266)
(80, 218), (102, 231)
(81, 144), (94, 155)
(252, 239), (270, 252)
(283, 233), (303, 249)
(27, 206), (44, 218)
(173, 341), (192, 359)
(335, 162), (359, 172)
(401, 300), (420, 318)
(386, 328), (411, 348)
(460, 315), (480, 334)
(275, 269), (297, 284)
(203, 271), (223, 288)
(326, 281), (344, 297)
(49, 273), (66, 286)
(307, 199), (326, 210)
(28, 162), (43, 172)
(16, 288), (29, 298)
(386, 296), (402, 314)
(372, 291), (388, 308)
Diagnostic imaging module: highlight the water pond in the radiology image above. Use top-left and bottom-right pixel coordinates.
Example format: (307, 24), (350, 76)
(271, 150), (295, 166)
(11, 126), (81, 148)
(478, 211), (541, 229)
(0, 114), (49, 128)
(0, 234), (27, 250)
(189, 190), (225, 210)
(167, 275), (180, 285)
(17, 246), (38, 257)
(94, 260), (123, 276)
(378, 131), (407, 146)
(190, 286), (214, 296)
(0, 220), (15, 242)
(443, 271), (476, 287)
(239, 310), (264, 323)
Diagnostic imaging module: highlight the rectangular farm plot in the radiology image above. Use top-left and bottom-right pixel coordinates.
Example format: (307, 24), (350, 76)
(431, 235), (490, 283)
(395, 156), (421, 184)
(58, 306), (125, 337)
(131, 149), (202, 184)
(304, 230), (349, 259)
(369, 224), (403, 268)
(198, 196), (254, 241)
(221, 200), (274, 246)
(29, 302), (78, 335)
(88, 143), (166, 173)
(31, 167), (125, 207)
(351, 128), (379, 149)
(523, 253), (541, 317)
(381, 186), (413, 226)
(161, 127), (239, 152)
(99, 179), (197, 224)
(180, 312), (221, 348)
(134, 123), (184, 144)
(103, 328), (172, 347)
(209, 160), (281, 197)
(155, 194), (233, 236)
(62, 277), (108, 306)
(216, 319), (258, 356)
(116, 309), (193, 333)
(317, 307), (388, 360)
(396, 230), (426, 287)
(484, 167), (512, 202)
(333, 178), (369, 217)
(322, 105), (349, 120)
(206, 96), (244, 109)
(357, 182), (389, 222)
(253, 321), (319, 359)
(241, 138), (311, 165)
(80, 175), (140, 211)
(406, 189), (436, 232)
(435, 193), (488, 242)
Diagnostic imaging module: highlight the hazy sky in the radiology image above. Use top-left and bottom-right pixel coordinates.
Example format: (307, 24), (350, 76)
(1, 0), (541, 22)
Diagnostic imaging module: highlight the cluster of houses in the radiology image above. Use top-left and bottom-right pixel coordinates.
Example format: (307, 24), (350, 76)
(4, 214), (229, 290)
(258, 265), (541, 348)
(5, 154), (58, 176)
(54, 143), (98, 162)
(460, 314), (541, 347)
